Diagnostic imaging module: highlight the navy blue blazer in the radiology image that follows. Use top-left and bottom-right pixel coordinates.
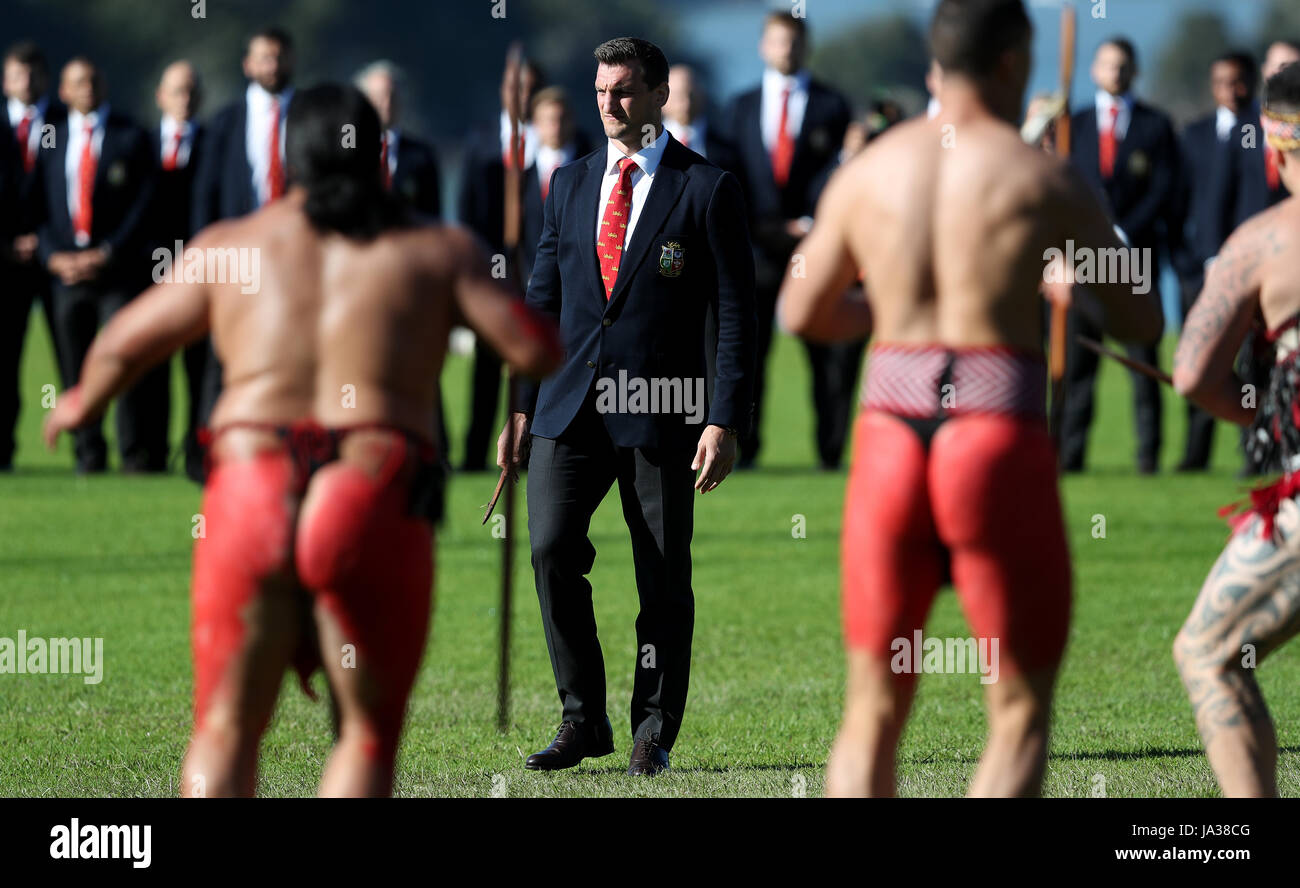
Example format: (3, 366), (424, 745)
(190, 97), (267, 232)
(1069, 100), (1179, 252)
(723, 78), (849, 254)
(390, 131), (442, 222)
(0, 100), (63, 234)
(518, 135), (756, 452)
(34, 109), (156, 281)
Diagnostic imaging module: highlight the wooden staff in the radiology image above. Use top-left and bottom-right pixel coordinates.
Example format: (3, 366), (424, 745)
(1049, 2), (1076, 446)
(495, 41), (528, 734)
(1076, 336), (1173, 386)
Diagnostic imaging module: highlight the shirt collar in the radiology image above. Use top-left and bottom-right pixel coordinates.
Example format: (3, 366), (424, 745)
(69, 104), (108, 132)
(1095, 90), (1132, 114)
(247, 82), (292, 111)
(764, 67), (810, 95)
(605, 125), (670, 178)
(1215, 105), (1238, 136)
(161, 115), (193, 139)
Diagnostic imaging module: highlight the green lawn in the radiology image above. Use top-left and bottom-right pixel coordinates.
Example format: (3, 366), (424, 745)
(1, 312), (1296, 797)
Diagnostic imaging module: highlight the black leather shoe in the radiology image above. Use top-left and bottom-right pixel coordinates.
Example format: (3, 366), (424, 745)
(524, 718), (614, 771)
(627, 735), (670, 776)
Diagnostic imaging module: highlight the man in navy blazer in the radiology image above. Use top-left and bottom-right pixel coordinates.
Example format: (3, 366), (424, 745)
(1060, 38), (1177, 474)
(1172, 52), (1281, 472)
(35, 58), (163, 472)
(499, 37), (754, 777)
(188, 26), (294, 472)
(1, 41), (60, 470)
(722, 11), (850, 468)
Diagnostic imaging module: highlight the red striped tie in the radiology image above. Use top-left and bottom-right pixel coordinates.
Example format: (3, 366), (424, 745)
(74, 121), (96, 244)
(267, 98), (284, 201)
(16, 109), (34, 173)
(772, 85), (794, 188)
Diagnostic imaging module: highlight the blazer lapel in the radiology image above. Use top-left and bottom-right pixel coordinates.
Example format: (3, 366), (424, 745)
(50, 122), (73, 238)
(577, 150), (607, 306)
(607, 140), (687, 310)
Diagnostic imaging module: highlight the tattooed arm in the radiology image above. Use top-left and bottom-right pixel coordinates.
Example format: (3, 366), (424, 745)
(1173, 217), (1275, 426)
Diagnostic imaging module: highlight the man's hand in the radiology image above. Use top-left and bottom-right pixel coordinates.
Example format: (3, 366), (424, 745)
(496, 411), (532, 482)
(47, 251), (84, 285)
(76, 246), (110, 282)
(13, 233), (38, 264)
(42, 385), (89, 450)
(692, 424), (736, 494)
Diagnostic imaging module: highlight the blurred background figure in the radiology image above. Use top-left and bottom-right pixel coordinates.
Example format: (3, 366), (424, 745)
(523, 86), (583, 262)
(355, 60), (441, 221)
(664, 63), (739, 170)
(35, 57), (163, 472)
(1, 41), (59, 471)
(151, 59), (206, 479)
(1059, 37), (1179, 475)
(724, 10), (850, 469)
(189, 26), (295, 479)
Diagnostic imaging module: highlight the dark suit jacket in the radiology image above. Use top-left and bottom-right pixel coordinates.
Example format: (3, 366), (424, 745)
(723, 78), (850, 257)
(458, 120), (592, 253)
(150, 122), (203, 245)
(1070, 100), (1179, 252)
(1, 100), (65, 234)
(191, 98), (262, 232)
(518, 136), (755, 451)
(390, 131), (441, 222)
(34, 109), (156, 282)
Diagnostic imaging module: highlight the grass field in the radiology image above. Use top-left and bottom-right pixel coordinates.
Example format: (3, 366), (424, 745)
(1, 311), (1297, 798)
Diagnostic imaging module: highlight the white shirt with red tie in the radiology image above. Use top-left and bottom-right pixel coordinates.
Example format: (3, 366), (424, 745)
(663, 116), (709, 158)
(534, 142), (573, 199)
(499, 109), (537, 170)
(245, 82), (292, 207)
(593, 126), (671, 246)
(1094, 90), (1133, 141)
(159, 115), (194, 170)
(760, 67), (809, 152)
(7, 95), (47, 172)
(65, 105), (108, 247)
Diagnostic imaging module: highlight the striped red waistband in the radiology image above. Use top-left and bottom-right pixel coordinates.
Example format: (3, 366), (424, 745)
(862, 344), (1047, 419)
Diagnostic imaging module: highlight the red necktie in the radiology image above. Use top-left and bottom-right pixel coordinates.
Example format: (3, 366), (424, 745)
(74, 121), (96, 244)
(1099, 104), (1119, 179)
(380, 133), (392, 190)
(504, 127), (525, 170)
(772, 85), (795, 188)
(16, 109), (34, 173)
(1265, 142), (1281, 191)
(163, 128), (182, 171)
(267, 98), (284, 201)
(540, 161), (553, 201)
(597, 157), (636, 300)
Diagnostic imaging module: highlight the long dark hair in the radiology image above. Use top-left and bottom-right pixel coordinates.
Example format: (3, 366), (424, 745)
(286, 83), (409, 240)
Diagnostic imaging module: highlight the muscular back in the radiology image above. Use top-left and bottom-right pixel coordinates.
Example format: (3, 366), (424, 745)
(207, 199), (459, 438)
(843, 114), (1078, 352)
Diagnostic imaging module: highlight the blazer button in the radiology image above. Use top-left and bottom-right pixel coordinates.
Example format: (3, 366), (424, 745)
(586, 360), (596, 368)
(602, 318), (612, 327)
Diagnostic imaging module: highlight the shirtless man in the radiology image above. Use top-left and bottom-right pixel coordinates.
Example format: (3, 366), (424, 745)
(1171, 62), (1300, 798)
(42, 84), (563, 797)
(779, 0), (1162, 797)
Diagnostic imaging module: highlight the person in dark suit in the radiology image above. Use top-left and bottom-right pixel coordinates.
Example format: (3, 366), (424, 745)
(459, 59), (594, 470)
(189, 26), (294, 470)
(1172, 52), (1278, 472)
(355, 60), (441, 221)
(1, 41), (60, 470)
(149, 59), (205, 480)
(499, 37), (754, 777)
(1060, 38), (1179, 474)
(35, 58), (162, 472)
(663, 64), (740, 172)
(722, 11), (850, 468)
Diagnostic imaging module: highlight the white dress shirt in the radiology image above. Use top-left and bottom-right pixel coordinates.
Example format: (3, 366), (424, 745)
(534, 142), (572, 192)
(1094, 90), (1132, 141)
(7, 96), (47, 162)
(245, 82), (292, 207)
(499, 109), (538, 170)
(65, 105), (108, 245)
(594, 127), (671, 245)
(383, 128), (400, 179)
(159, 115), (195, 169)
(1215, 105), (1238, 143)
(761, 67), (810, 153)
(664, 116), (708, 157)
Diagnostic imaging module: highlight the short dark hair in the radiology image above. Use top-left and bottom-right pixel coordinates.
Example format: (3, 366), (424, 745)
(247, 26), (293, 54)
(1264, 60), (1300, 116)
(1101, 36), (1138, 68)
(593, 37), (669, 90)
(929, 0), (1032, 77)
(1213, 51), (1258, 85)
(286, 83), (408, 239)
(764, 11), (808, 42)
(4, 40), (48, 77)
